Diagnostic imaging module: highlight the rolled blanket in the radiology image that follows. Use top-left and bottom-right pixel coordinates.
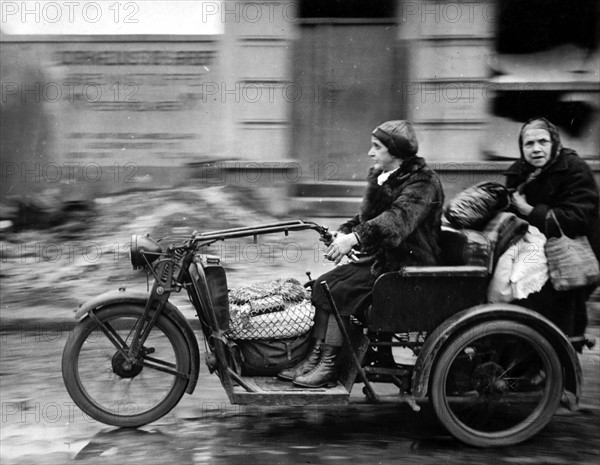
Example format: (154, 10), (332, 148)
(229, 277), (308, 305)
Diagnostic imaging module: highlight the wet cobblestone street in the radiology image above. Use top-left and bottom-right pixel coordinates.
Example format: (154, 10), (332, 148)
(1, 324), (598, 465)
(1, 191), (599, 464)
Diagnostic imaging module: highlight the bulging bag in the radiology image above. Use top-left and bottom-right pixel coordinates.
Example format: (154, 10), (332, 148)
(233, 332), (312, 376)
(445, 182), (511, 230)
(545, 210), (600, 291)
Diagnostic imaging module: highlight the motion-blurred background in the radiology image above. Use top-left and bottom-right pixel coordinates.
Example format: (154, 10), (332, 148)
(1, 0), (598, 223)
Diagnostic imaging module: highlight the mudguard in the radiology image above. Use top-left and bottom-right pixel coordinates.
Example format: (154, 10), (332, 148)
(74, 289), (200, 395)
(411, 303), (582, 403)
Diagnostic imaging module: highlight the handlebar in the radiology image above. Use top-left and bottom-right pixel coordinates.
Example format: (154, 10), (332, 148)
(133, 220), (334, 277)
(190, 220), (361, 264)
(190, 220), (332, 245)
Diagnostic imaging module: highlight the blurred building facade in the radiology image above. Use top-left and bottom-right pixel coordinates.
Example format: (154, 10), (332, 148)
(1, 0), (598, 218)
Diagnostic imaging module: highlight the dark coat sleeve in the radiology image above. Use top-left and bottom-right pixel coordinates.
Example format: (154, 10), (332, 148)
(338, 214), (360, 234)
(353, 175), (439, 252)
(528, 157), (599, 238)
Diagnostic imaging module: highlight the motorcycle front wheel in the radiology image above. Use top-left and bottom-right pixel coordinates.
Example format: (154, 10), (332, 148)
(62, 304), (191, 427)
(430, 320), (563, 447)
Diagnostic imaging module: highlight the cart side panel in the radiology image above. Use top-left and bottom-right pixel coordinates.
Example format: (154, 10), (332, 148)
(369, 269), (489, 333)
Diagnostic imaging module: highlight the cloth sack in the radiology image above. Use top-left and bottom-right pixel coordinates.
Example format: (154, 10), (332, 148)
(487, 225), (549, 302)
(444, 182), (511, 230)
(544, 210), (600, 291)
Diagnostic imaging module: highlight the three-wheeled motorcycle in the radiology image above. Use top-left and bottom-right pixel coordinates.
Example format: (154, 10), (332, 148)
(62, 220), (585, 447)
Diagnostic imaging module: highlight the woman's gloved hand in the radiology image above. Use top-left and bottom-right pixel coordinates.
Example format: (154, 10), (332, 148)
(325, 232), (358, 265)
(511, 191), (534, 216)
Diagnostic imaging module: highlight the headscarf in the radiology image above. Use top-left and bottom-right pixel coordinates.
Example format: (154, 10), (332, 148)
(372, 120), (419, 159)
(517, 117), (563, 191)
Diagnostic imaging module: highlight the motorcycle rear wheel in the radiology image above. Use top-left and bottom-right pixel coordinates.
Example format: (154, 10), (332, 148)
(430, 320), (563, 447)
(62, 304), (191, 427)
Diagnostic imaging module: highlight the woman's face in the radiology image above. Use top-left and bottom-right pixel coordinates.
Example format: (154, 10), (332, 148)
(368, 136), (397, 171)
(522, 128), (552, 168)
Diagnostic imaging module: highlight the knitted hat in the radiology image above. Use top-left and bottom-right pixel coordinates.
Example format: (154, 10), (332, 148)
(372, 120), (419, 159)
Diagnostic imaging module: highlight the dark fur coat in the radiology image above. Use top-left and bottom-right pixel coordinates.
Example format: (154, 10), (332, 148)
(505, 148), (600, 261)
(505, 148), (600, 336)
(339, 156), (444, 276)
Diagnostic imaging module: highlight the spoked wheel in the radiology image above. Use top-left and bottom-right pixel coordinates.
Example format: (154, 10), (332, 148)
(62, 304), (191, 427)
(430, 320), (563, 447)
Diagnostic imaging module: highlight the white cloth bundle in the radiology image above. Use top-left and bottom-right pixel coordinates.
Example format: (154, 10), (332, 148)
(487, 225), (549, 302)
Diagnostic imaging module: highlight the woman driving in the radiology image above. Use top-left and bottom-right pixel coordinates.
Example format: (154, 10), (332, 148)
(278, 120), (445, 388)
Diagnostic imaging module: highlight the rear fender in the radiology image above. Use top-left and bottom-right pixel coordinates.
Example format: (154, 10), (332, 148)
(411, 303), (582, 403)
(74, 289), (200, 395)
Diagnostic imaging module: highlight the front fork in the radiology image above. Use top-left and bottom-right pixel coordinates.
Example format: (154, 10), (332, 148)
(88, 287), (171, 367)
(127, 289), (171, 360)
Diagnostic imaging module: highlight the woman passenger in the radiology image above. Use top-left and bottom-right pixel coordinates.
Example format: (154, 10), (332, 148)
(506, 117), (600, 340)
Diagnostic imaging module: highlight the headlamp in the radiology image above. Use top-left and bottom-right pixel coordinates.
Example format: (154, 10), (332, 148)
(129, 234), (162, 269)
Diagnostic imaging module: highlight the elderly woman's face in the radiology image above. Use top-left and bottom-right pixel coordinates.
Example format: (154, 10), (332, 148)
(522, 128), (552, 168)
(368, 136), (397, 171)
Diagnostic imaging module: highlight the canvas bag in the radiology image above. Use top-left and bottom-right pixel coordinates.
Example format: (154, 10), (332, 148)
(544, 210), (600, 291)
(232, 332), (312, 376)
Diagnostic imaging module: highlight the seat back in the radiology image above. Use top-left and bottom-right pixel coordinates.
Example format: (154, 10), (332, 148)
(439, 227), (492, 268)
(368, 228), (492, 333)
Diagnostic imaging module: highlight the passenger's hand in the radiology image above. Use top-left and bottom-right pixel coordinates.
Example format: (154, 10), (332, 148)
(325, 233), (358, 264)
(512, 192), (534, 216)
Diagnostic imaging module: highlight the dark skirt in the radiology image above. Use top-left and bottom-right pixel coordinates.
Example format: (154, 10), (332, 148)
(514, 281), (589, 337)
(311, 262), (376, 318)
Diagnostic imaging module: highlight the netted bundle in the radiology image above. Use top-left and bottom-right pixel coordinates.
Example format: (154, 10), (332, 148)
(229, 300), (314, 340)
(228, 278), (315, 340)
(444, 182), (511, 230)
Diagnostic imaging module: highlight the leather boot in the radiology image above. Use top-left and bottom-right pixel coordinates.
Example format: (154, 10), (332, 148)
(292, 344), (340, 388)
(277, 340), (323, 381)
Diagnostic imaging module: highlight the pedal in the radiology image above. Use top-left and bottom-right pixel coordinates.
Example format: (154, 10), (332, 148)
(570, 334), (597, 350)
(205, 352), (217, 373)
(403, 393), (421, 412)
(584, 334), (596, 349)
(560, 390), (579, 411)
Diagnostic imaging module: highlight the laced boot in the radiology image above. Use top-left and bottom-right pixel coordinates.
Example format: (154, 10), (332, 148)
(292, 344), (340, 388)
(277, 340), (323, 381)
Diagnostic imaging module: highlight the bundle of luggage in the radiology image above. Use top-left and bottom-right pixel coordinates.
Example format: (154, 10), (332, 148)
(443, 181), (545, 301)
(228, 277), (314, 340)
(444, 181), (512, 231)
(227, 278), (315, 375)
